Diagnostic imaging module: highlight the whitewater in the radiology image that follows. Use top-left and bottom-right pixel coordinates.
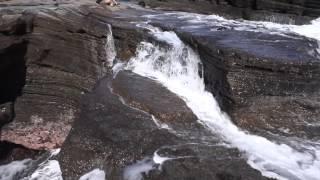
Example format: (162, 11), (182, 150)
(125, 16), (320, 180)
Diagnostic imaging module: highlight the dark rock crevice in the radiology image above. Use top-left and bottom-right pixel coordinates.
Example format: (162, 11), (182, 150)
(0, 141), (43, 165)
(0, 41), (27, 104)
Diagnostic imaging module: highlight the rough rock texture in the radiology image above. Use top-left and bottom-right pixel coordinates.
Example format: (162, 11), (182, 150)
(0, 0), (111, 150)
(186, 31), (320, 139)
(58, 73), (268, 180)
(138, 0), (320, 24)
(141, 11), (320, 139)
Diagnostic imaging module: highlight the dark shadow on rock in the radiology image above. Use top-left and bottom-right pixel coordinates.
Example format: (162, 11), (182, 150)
(0, 141), (42, 165)
(0, 41), (28, 129)
(0, 41), (27, 104)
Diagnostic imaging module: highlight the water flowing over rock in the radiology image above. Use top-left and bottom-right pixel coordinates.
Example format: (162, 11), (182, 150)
(139, 0), (320, 24)
(0, 0), (319, 179)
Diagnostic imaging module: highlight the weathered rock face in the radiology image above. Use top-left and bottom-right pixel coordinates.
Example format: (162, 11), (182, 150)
(0, 0), (111, 150)
(139, 0), (320, 24)
(186, 31), (320, 139)
(140, 11), (320, 139)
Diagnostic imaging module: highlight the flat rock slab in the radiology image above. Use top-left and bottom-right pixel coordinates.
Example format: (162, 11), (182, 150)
(112, 71), (198, 127)
(234, 95), (320, 140)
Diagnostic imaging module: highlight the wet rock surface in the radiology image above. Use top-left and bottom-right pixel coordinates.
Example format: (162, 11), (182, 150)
(129, 11), (320, 139)
(58, 73), (268, 180)
(112, 71), (198, 126)
(138, 0), (319, 24)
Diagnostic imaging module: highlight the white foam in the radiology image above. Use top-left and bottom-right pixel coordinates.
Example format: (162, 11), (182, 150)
(0, 159), (31, 180)
(125, 26), (320, 180)
(106, 24), (117, 67)
(123, 158), (155, 180)
(79, 169), (106, 180)
(30, 160), (63, 180)
(50, 148), (61, 156)
(0, 149), (63, 180)
(147, 12), (320, 42)
(151, 115), (171, 130)
(123, 149), (175, 180)
(290, 18), (320, 40)
(152, 151), (172, 165)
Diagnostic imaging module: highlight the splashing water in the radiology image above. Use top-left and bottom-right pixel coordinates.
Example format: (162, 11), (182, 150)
(0, 159), (32, 180)
(0, 149), (62, 180)
(105, 24), (117, 67)
(123, 148), (190, 180)
(145, 12), (320, 41)
(28, 160), (62, 180)
(125, 25), (320, 180)
(79, 169), (106, 180)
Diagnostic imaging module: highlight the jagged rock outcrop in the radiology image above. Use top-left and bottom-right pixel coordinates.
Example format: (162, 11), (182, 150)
(0, 0), (111, 150)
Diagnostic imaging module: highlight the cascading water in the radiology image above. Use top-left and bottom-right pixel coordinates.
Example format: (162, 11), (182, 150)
(125, 25), (320, 180)
(1, 7), (320, 180)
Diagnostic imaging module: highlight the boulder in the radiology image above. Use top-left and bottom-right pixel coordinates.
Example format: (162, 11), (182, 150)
(58, 74), (268, 180)
(112, 71), (198, 127)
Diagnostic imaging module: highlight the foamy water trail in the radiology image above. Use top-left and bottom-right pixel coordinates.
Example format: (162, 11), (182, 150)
(79, 169), (105, 180)
(149, 12), (320, 40)
(125, 25), (320, 180)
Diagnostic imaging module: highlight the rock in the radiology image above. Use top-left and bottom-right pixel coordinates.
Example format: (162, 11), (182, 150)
(234, 95), (320, 139)
(140, 11), (320, 139)
(58, 74), (267, 180)
(147, 149), (268, 180)
(187, 31), (320, 139)
(0, 102), (14, 128)
(138, 0), (319, 24)
(0, 0), (112, 150)
(112, 71), (198, 127)
(0, 141), (43, 165)
(57, 75), (179, 179)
